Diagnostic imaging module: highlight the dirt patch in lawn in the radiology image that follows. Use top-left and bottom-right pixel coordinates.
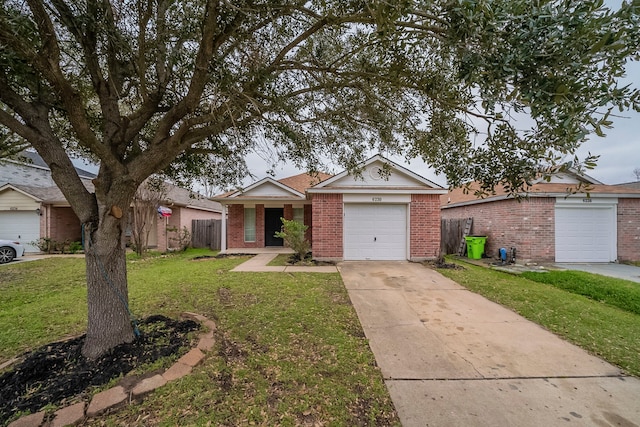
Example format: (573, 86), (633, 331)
(0, 315), (199, 425)
(423, 258), (465, 270)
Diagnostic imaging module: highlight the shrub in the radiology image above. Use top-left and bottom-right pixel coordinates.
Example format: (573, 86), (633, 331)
(274, 218), (310, 261)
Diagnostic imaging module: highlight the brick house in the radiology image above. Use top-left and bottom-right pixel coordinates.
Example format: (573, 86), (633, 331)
(214, 155), (447, 261)
(0, 153), (221, 252)
(441, 171), (640, 263)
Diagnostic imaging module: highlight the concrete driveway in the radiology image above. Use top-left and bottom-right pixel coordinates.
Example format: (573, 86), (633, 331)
(339, 261), (640, 427)
(555, 263), (640, 283)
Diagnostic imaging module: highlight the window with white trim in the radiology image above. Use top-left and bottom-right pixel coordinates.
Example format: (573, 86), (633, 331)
(293, 207), (304, 224)
(244, 208), (256, 242)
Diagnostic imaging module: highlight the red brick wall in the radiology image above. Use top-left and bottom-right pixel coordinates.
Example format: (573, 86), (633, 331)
(410, 194), (441, 260)
(441, 198), (555, 262)
(226, 204), (265, 248)
(255, 205), (265, 247)
(311, 193), (343, 260)
(304, 204), (313, 243)
(618, 198), (640, 262)
(49, 207), (82, 242)
(227, 204), (244, 248)
(283, 204), (293, 221)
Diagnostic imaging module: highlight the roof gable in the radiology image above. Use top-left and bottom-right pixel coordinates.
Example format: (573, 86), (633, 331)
(217, 172), (331, 201)
(0, 183), (44, 202)
(532, 169), (602, 185)
(310, 155), (444, 191)
(228, 177), (306, 199)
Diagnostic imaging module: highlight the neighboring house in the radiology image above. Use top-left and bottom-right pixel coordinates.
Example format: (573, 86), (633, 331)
(213, 155), (447, 261)
(0, 152), (222, 252)
(441, 171), (640, 263)
(616, 181), (640, 190)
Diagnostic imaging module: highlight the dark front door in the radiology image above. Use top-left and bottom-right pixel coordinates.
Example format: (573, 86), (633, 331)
(264, 208), (284, 246)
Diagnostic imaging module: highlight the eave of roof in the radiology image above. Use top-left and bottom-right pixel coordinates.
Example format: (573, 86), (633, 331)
(442, 182), (640, 208)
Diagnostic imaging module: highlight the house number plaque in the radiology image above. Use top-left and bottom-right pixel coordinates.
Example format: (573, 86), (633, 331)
(372, 197), (382, 202)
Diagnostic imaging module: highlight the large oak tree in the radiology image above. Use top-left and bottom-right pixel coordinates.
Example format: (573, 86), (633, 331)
(1, 0), (638, 358)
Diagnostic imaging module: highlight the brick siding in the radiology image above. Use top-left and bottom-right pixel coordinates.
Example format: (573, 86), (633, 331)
(304, 204), (313, 243)
(311, 193), (343, 260)
(410, 194), (441, 260)
(48, 207), (82, 242)
(618, 198), (640, 262)
(441, 198), (555, 262)
(226, 204), (265, 248)
(283, 204), (293, 221)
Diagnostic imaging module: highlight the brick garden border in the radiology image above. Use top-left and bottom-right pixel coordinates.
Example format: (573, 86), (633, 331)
(8, 312), (215, 427)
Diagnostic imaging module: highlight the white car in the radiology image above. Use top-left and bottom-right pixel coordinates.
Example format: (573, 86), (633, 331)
(0, 240), (25, 264)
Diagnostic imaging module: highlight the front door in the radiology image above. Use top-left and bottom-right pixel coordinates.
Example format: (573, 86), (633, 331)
(264, 208), (284, 246)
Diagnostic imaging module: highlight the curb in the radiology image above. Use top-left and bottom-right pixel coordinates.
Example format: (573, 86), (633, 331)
(8, 312), (215, 427)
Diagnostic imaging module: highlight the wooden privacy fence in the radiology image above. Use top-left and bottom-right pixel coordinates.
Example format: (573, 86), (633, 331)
(440, 218), (472, 255)
(191, 219), (222, 250)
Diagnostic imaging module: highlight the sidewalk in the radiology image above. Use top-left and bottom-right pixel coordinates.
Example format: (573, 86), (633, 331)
(230, 253), (338, 273)
(340, 261), (640, 427)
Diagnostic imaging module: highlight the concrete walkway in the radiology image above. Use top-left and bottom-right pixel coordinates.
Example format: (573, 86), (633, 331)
(555, 263), (640, 283)
(230, 253), (338, 273)
(339, 261), (640, 427)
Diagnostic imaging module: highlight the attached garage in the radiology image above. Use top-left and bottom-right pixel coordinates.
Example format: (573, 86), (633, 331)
(0, 185), (42, 252)
(0, 211), (40, 252)
(343, 204), (407, 260)
(555, 199), (617, 263)
(308, 156), (446, 262)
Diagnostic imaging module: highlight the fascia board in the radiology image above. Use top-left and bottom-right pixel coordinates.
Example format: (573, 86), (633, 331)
(307, 188), (448, 195)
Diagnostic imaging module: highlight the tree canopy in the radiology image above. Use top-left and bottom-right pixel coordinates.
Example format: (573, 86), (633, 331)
(2, 0), (638, 193)
(1, 0), (638, 357)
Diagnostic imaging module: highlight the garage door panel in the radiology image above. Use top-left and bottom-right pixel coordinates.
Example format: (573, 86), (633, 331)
(344, 204), (407, 260)
(555, 206), (616, 263)
(0, 211), (40, 252)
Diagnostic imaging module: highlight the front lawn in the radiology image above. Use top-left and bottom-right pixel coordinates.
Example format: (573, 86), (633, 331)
(0, 250), (398, 426)
(438, 260), (640, 377)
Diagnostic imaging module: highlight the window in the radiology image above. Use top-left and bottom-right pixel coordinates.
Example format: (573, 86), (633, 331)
(293, 208), (304, 224)
(244, 208), (256, 242)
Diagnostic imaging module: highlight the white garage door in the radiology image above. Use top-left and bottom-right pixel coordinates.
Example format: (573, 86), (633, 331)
(0, 211), (40, 252)
(555, 206), (616, 262)
(344, 204), (407, 260)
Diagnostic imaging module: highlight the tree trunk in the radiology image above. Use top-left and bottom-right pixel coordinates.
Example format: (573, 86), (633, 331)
(81, 206), (135, 359)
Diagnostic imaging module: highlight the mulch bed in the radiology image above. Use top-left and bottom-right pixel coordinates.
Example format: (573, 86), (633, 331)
(0, 315), (199, 424)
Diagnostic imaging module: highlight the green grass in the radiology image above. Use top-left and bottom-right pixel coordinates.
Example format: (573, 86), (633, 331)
(267, 253), (292, 266)
(438, 260), (640, 377)
(0, 249), (398, 426)
(521, 270), (640, 315)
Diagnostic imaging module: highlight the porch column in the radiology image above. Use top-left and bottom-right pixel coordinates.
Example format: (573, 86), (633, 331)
(220, 204), (227, 253)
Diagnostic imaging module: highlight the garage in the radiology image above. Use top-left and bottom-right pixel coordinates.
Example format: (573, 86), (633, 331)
(343, 204), (407, 260)
(555, 203), (617, 263)
(0, 211), (40, 252)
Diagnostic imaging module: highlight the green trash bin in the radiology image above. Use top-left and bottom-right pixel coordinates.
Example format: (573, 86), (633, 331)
(465, 236), (487, 259)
